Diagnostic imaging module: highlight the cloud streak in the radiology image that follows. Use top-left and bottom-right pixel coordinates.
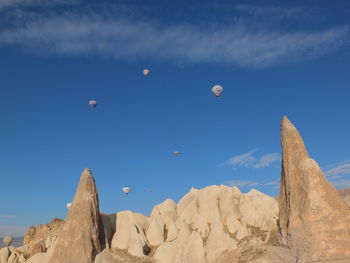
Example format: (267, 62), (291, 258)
(254, 153), (280, 168)
(222, 149), (280, 168)
(0, 10), (349, 68)
(221, 149), (258, 167)
(325, 163), (350, 177)
(331, 179), (350, 188)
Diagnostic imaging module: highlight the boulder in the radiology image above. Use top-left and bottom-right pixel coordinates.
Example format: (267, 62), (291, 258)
(111, 211), (150, 257)
(278, 116), (350, 260)
(0, 247), (10, 263)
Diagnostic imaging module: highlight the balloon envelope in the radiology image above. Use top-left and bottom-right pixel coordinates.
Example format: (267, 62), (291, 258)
(122, 187), (131, 194)
(89, 100), (97, 109)
(3, 236), (13, 246)
(211, 85), (223, 97)
(143, 69), (150, 76)
(173, 151), (180, 157)
(66, 203), (72, 210)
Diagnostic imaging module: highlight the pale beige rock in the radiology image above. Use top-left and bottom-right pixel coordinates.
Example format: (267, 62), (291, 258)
(47, 168), (104, 263)
(236, 224), (250, 240)
(23, 252), (47, 263)
(190, 213), (210, 239)
(0, 247), (10, 263)
(18, 254), (26, 263)
(205, 222), (237, 263)
(146, 213), (165, 247)
(111, 211), (149, 257)
(279, 116), (350, 260)
(239, 189), (278, 231)
(170, 222), (191, 263)
(134, 213), (149, 233)
(95, 249), (153, 263)
(23, 218), (64, 249)
(153, 243), (173, 263)
(186, 231), (207, 263)
(7, 251), (16, 263)
(24, 239), (57, 263)
(226, 215), (242, 236)
(150, 199), (177, 226)
(165, 220), (178, 242)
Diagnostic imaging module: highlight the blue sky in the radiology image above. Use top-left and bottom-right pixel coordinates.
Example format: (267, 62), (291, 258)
(1, 0), (350, 236)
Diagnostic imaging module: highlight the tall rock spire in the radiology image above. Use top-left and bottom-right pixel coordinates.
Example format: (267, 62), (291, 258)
(279, 116), (350, 260)
(47, 168), (104, 263)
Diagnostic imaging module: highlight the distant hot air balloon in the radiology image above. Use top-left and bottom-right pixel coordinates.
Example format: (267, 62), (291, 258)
(3, 236), (13, 247)
(66, 203), (72, 210)
(173, 151), (180, 157)
(211, 85), (223, 98)
(147, 189), (153, 192)
(89, 100), (97, 109)
(122, 187), (131, 195)
(143, 69), (150, 76)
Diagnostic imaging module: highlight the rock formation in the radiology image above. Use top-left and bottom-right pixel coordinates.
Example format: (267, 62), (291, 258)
(338, 188), (350, 209)
(17, 116), (350, 263)
(23, 219), (64, 249)
(278, 116), (350, 261)
(152, 185), (279, 263)
(46, 168), (105, 263)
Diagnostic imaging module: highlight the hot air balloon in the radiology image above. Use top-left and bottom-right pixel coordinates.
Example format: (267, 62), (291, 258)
(122, 187), (131, 195)
(66, 203), (72, 210)
(173, 151), (180, 157)
(143, 69), (150, 76)
(211, 85), (223, 98)
(147, 189), (153, 192)
(3, 236), (13, 247)
(89, 100), (97, 109)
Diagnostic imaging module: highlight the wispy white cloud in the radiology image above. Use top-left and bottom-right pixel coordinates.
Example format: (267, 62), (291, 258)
(254, 153), (280, 168)
(221, 149), (258, 167)
(226, 180), (258, 187)
(222, 149), (280, 168)
(328, 175), (344, 180)
(325, 164), (350, 177)
(330, 179), (350, 188)
(0, 225), (28, 237)
(264, 180), (279, 186)
(0, 10), (349, 68)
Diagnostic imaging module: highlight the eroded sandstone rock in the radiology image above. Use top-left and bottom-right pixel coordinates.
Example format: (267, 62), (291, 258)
(47, 168), (104, 263)
(278, 116), (350, 260)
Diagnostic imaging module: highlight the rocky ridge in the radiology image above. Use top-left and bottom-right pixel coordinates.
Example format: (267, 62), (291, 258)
(1, 116), (349, 263)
